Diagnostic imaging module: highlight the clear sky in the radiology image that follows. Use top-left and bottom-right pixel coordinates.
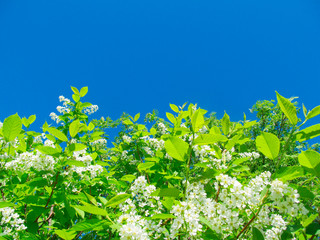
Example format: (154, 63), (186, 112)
(1, 0), (320, 135)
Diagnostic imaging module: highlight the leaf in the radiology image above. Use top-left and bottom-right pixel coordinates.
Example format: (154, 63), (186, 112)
(298, 150), (320, 177)
(79, 86), (88, 97)
(84, 192), (97, 206)
(0, 201), (14, 208)
(192, 109), (205, 132)
(133, 113), (140, 122)
(69, 120), (81, 138)
(36, 146), (60, 156)
(72, 94), (80, 102)
(221, 112), (230, 136)
(166, 112), (176, 124)
(71, 86), (80, 95)
(120, 175), (136, 182)
(47, 127), (68, 142)
(297, 186), (315, 200)
(165, 136), (189, 162)
(138, 162), (155, 171)
(71, 219), (106, 231)
(3, 113), (22, 141)
(170, 104), (179, 113)
(88, 122), (95, 131)
(28, 115), (36, 124)
(22, 118), (30, 128)
(151, 214), (176, 219)
(73, 204), (109, 217)
(276, 91), (298, 125)
(106, 194), (131, 207)
(295, 124), (320, 142)
(67, 143), (87, 152)
(54, 230), (77, 240)
(273, 166), (304, 182)
(193, 134), (228, 145)
(307, 105), (320, 120)
(252, 227), (265, 240)
(256, 132), (280, 160)
(158, 188), (180, 198)
(302, 104), (308, 118)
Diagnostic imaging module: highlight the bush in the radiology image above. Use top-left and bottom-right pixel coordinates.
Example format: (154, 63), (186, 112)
(0, 87), (319, 240)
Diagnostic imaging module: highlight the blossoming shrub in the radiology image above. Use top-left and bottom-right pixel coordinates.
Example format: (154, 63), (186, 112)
(0, 86), (319, 240)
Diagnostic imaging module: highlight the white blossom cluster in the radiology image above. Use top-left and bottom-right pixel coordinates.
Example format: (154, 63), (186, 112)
(0, 121), (2, 128)
(147, 138), (165, 151)
(156, 122), (167, 135)
(90, 139), (107, 150)
(0, 207), (27, 238)
(239, 151), (260, 160)
(67, 149), (104, 179)
(122, 135), (132, 144)
(5, 150), (56, 172)
(168, 172), (307, 239)
(193, 145), (233, 169)
(118, 176), (168, 240)
(83, 105), (98, 115)
(49, 95), (73, 124)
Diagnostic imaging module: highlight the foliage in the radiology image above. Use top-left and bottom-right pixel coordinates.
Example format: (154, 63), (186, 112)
(0, 87), (320, 240)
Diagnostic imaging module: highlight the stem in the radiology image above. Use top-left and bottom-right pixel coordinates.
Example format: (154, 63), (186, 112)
(184, 133), (194, 200)
(275, 126), (296, 171)
(35, 172), (60, 223)
(136, 147), (150, 184)
(236, 190), (269, 239)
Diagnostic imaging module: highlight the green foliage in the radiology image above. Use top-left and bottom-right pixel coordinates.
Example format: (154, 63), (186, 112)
(0, 87), (319, 240)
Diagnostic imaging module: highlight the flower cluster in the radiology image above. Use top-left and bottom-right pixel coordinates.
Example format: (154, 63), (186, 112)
(118, 176), (168, 240)
(0, 207), (27, 238)
(83, 105), (98, 115)
(5, 150), (56, 172)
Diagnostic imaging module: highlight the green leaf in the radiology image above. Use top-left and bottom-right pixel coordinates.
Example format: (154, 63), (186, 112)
(302, 104), (308, 118)
(88, 122), (95, 131)
(166, 112), (176, 124)
(133, 113), (140, 122)
(297, 186), (315, 200)
(295, 124), (320, 142)
(79, 86), (88, 97)
(298, 150), (320, 177)
(22, 118), (30, 128)
(65, 160), (85, 167)
(192, 109), (205, 132)
(170, 104), (179, 113)
(72, 94), (80, 102)
(0, 201), (14, 208)
(54, 230), (77, 240)
(276, 91), (298, 125)
(151, 214), (176, 219)
(3, 113), (22, 141)
(47, 127), (68, 142)
(221, 112), (230, 136)
(302, 214), (318, 228)
(84, 192), (98, 206)
(252, 227), (265, 240)
(307, 105), (320, 120)
(106, 194), (131, 207)
(28, 115), (36, 124)
(138, 162), (155, 171)
(165, 136), (189, 162)
(71, 219), (106, 231)
(120, 175), (136, 182)
(71, 86), (80, 95)
(69, 120), (81, 138)
(273, 166), (304, 182)
(67, 143), (87, 152)
(256, 132), (280, 160)
(193, 134), (228, 145)
(73, 204), (110, 217)
(158, 188), (180, 198)
(36, 146), (60, 155)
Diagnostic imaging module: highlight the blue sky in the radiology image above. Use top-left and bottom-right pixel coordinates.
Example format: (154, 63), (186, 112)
(1, 0), (320, 136)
